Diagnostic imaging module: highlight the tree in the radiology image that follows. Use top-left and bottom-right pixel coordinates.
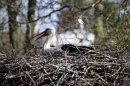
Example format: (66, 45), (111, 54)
(7, 0), (18, 49)
(0, 0), (130, 54)
(25, 0), (36, 53)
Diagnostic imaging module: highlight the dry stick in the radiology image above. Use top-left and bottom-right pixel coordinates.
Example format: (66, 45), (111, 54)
(44, 69), (56, 86)
(111, 75), (120, 86)
(35, 73), (44, 85)
(80, 78), (92, 86)
(61, 73), (70, 85)
(85, 66), (94, 73)
(24, 71), (36, 86)
(91, 70), (108, 84)
(111, 67), (122, 77)
(5, 75), (16, 79)
(25, 63), (32, 68)
(56, 73), (65, 86)
(87, 62), (120, 66)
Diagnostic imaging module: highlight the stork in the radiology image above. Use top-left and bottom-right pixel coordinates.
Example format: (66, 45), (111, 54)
(35, 28), (94, 55)
(51, 16), (95, 46)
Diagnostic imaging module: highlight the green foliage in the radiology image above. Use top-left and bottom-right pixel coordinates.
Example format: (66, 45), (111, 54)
(92, 0), (130, 49)
(0, 25), (4, 31)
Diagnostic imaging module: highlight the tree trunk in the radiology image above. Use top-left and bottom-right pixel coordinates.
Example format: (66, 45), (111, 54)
(24, 0), (36, 53)
(7, 0), (18, 49)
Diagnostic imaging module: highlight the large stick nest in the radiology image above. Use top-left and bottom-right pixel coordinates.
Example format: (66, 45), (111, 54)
(0, 48), (130, 86)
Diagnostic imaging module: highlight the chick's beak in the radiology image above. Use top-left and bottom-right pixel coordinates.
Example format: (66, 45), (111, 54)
(35, 30), (48, 40)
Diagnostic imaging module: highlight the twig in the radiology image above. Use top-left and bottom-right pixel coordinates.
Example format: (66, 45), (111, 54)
(24, 71), (36, 86)
(56, 73), (65, 86)
(44, 69), (56, 86)
(91, 70), (108, 84)
(111, 67), (122, 77)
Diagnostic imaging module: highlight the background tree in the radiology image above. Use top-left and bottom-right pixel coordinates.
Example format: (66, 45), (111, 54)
(7, 0), (18, 49)
(25, 0), (36, 53)
(0, 0), (130, 54)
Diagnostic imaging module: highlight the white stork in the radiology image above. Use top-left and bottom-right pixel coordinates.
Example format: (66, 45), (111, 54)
(51, 16), (95, 46)
(35, 28), (94, 55)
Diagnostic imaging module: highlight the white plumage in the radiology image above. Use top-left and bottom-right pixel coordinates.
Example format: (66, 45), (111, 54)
(35, 28), (94, 55)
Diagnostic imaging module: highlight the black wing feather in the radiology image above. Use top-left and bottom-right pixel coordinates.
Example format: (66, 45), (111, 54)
(61, 44), (94, 53)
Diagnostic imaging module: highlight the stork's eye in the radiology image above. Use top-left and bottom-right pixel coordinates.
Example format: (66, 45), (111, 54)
(47, 29), (51, 32)
(46, 29), (52, 34)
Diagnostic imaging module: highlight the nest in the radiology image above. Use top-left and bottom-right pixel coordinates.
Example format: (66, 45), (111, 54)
(0, 49), (130, 86)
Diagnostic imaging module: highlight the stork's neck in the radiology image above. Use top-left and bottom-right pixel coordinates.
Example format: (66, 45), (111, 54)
(43, 35), (52, 50)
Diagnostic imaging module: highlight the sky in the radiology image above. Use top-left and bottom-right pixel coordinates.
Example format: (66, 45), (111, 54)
(34, 0), (61, 33)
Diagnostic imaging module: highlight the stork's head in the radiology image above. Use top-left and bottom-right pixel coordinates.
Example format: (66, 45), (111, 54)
(35, 27), (56, 40)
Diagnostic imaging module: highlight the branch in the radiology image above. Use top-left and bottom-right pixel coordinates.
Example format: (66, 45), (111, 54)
(74, 0), (102, 11)
(16, 0), (102, 24)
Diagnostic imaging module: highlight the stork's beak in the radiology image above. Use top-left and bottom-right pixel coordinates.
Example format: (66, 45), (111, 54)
(35, 30), (48, 40)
